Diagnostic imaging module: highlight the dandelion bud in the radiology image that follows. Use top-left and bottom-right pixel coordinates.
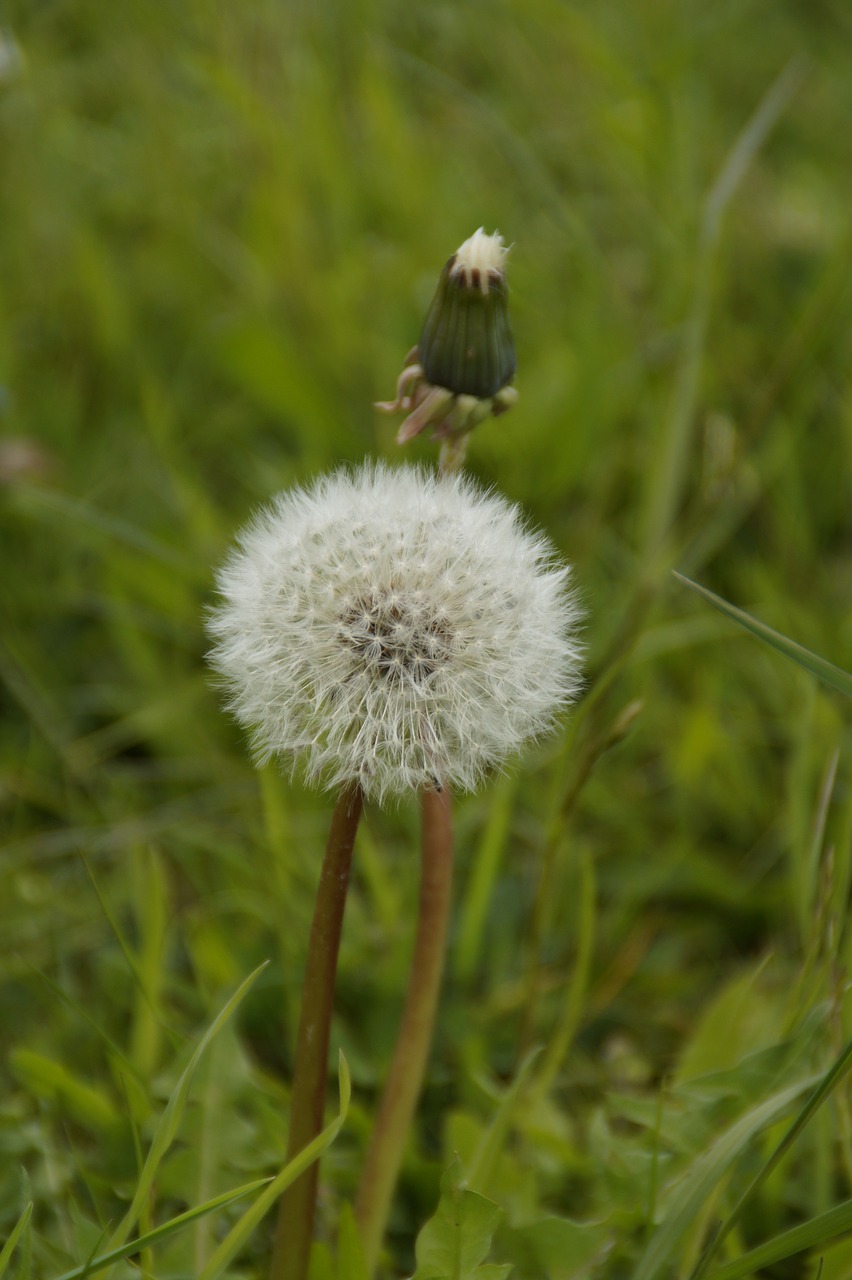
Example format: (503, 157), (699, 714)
(208, 464), (582, 804)
(419, 228), (516, 400)
(377, 230), (518, 468)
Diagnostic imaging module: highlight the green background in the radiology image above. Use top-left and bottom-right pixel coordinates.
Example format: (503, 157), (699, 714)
(1, 0), (851, 1275)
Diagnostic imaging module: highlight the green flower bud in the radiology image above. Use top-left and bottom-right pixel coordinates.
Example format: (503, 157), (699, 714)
(376, 229), (518, 471)
(419, 229), (516, 399)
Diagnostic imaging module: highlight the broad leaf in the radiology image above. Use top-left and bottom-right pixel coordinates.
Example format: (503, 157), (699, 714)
(412, 1160), (504, 1280)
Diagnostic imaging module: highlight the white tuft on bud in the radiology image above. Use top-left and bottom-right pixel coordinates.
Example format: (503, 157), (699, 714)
(450, 228), (509, 293)
(208, 464), (582, 803)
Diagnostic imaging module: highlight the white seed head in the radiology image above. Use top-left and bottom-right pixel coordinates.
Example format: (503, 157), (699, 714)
(207, 463), (582, 803)
(450, 228), (509, 293)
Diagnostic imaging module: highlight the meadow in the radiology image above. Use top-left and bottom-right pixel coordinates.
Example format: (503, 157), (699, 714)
(1, 0), (852, 1276)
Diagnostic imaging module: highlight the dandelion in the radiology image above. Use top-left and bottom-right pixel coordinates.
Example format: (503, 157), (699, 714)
(207, 462), (581, 1280)
(208, 462), (581, 804)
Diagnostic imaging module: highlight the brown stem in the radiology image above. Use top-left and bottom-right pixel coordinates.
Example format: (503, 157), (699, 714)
(354, 786), (454, 1274)
(271, 783), (364, 1280)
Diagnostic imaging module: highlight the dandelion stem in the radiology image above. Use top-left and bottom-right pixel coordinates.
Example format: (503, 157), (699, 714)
(271, 783), (363, 1280)
(355, 786), (454, 1274)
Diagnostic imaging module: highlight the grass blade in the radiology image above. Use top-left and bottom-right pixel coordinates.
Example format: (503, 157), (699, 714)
(105, 961), (269, 1254)
(703, 1197), (852, 1280)
(0, 1202), (32, 1277)
(455, 776), (517, 982)
(633, 1075), (819, 1280)
(466, 1047), (543, 1192)
(49, 1180), (269, 1280)
(642, 58), (806, 566)
(198, 1050), (352, 1280)
(674, 573), (852, 698)
(690, 1039), (852, 1279)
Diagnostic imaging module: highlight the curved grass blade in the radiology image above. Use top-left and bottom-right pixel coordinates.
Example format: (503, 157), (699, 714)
(642, 58), (806, 566)
(104, 961), (269, 1254)
(690, 1039), (852, 1280)
(674, 573), (852, 698)
(703, 1197), (852, 1280)
(466, 1046), (543, 1191)
(14, 485), (196, 574)
(48, 1180), (268, 1280)
(633, 1075), (819, 1280)
(198, 1050), (351, 1280)
(0, 1202), (32, 1277)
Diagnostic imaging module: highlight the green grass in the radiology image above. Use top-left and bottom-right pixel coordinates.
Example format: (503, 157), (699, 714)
(2, 0), (852, 1275)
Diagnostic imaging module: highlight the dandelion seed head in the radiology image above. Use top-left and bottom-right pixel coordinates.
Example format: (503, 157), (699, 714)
(207, 463), (582, 803)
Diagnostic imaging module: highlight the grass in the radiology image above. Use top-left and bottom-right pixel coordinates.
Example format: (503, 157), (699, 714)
(2, 0), (852, 1275)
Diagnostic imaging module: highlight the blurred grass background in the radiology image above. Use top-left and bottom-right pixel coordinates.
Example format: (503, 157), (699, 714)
(1, 0), (851, 1275)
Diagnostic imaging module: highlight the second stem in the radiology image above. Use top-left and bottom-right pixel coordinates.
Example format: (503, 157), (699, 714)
(355, 786), (455, 1272)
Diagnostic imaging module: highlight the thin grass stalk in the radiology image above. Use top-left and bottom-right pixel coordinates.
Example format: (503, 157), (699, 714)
(355, 786), (454, 1274)
(271, 783), (364, 1280)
